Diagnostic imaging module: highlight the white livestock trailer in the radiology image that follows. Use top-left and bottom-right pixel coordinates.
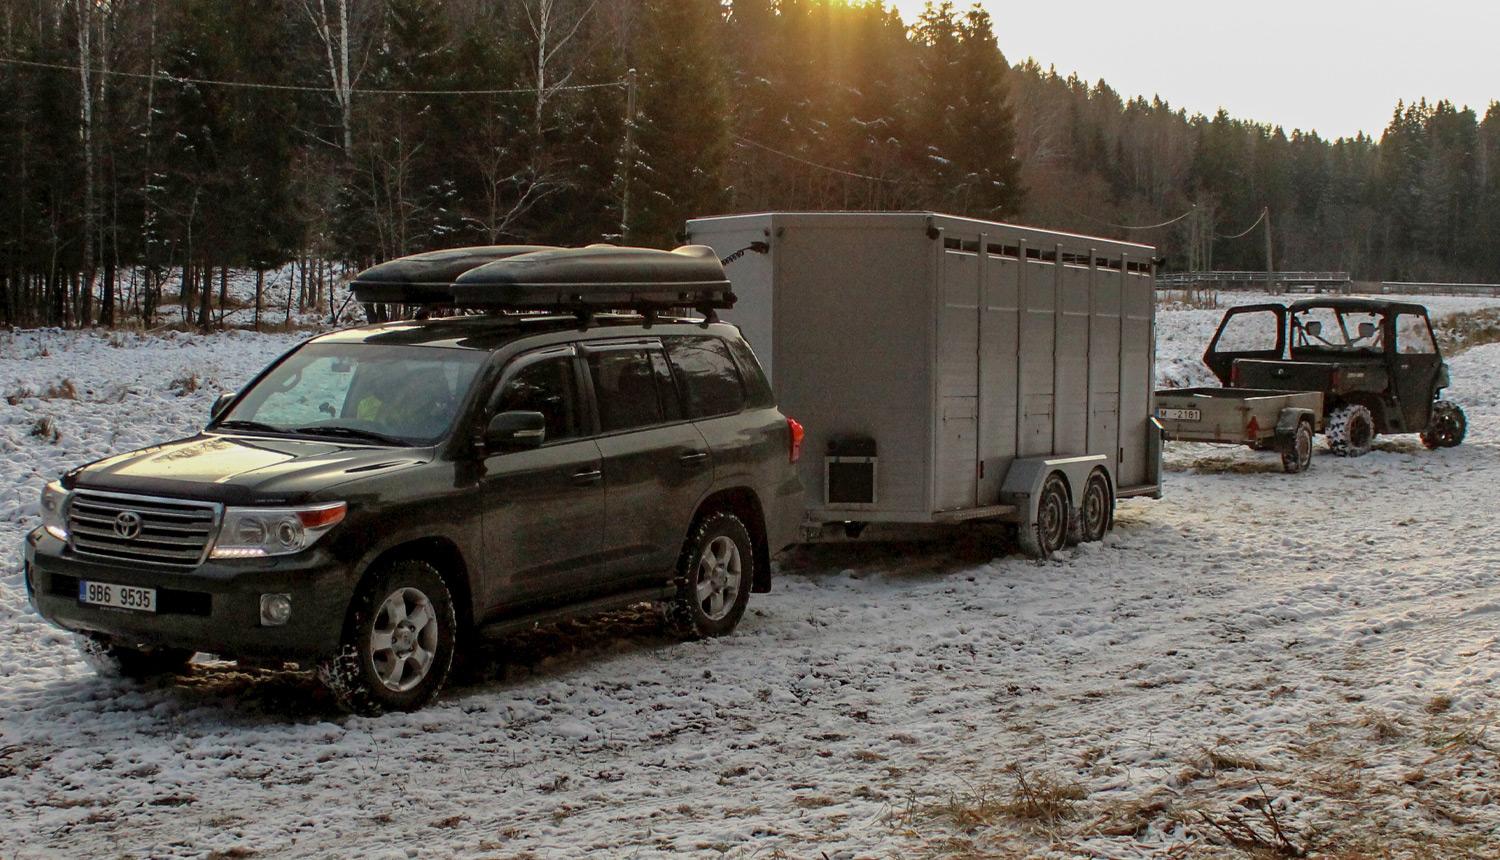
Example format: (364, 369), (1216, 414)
(685, 212), (1162, 557)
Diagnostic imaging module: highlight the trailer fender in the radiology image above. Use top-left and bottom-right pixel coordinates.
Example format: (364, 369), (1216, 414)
(1274, 407), (1317, 438)
(999, 454), (1111, 526)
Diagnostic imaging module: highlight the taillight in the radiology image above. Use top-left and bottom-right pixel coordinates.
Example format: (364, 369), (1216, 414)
(1246, 415), (1260, 442)
(1330, 368), (1342, 389)
(786, 417), (804, 464)
(1230, 362), (1240, 387)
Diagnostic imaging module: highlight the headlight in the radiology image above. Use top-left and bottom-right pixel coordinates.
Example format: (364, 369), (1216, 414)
(40, 480), (70, 541)
(210, 502), (347, 560)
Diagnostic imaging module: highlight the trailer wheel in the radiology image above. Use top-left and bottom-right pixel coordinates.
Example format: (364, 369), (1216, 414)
(1421, 400), (1466, 449)
(1280, 420), (1314, 473)
(1326, 403), (1375, 457)
(1078, 471), (1113, 543)
(1017, 473), (1070, 559)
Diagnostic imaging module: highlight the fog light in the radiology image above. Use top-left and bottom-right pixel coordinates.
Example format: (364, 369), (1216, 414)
(260, 593), (292, 627)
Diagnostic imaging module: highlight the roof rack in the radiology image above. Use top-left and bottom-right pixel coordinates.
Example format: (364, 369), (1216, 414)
(351, 244), (735, 317)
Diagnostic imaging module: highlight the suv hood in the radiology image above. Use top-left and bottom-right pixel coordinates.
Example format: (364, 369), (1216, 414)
(68, 433), (433, 504)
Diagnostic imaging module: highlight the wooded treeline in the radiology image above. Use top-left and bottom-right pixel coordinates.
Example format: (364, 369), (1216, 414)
(3, 0), (1497, 329)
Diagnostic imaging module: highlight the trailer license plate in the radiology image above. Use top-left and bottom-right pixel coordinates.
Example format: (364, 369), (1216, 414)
(78, 580), (157, 613)
(1158, 408), (1201, 421)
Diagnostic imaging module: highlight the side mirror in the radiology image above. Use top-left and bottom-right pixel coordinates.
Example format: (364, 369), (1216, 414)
(1303, 320), (1321, 337)
(1357, 321), (1376, 340)
(210, 392), (236, 420)
(485, 411), (546, 450)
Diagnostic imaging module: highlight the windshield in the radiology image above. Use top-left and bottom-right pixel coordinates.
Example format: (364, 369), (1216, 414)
(217, 343), (489, 445)
(1290, 307), (1384, 354)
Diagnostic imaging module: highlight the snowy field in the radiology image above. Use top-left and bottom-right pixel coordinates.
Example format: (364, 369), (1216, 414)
(2, 295), (1498, 858)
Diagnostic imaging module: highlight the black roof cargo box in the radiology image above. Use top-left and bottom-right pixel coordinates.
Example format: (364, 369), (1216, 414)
(450, 245), (733, 312)
(351, 245), (556, 304)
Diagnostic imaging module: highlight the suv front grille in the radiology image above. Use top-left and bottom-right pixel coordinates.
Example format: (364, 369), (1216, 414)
(67, 490), (221, 567)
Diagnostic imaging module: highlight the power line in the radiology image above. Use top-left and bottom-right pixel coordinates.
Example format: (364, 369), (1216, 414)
(733, 136), (895, 183)
(1214, 207), (1267, 240)
(1065, 205), (1196, 231)
(0, 56), (627, 96)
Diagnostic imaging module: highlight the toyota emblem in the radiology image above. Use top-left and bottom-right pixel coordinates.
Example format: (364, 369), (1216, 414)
(113, 511), (143, 540)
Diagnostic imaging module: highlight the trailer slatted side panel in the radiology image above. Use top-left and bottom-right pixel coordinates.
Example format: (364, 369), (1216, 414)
(978, 254), (1021, 505)
(1120, 267), (1155, 487)
(1020, 255), (1057, 458)
(1090, 263), (1123, 476)
(1056, 263), (1092, 458)
(937, 250), (981, 510)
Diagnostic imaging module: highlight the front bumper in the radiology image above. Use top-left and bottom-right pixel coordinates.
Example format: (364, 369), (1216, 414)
(23, 528), (353, 661)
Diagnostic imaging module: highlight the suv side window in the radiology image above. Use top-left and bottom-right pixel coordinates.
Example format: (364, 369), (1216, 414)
(664, 336), (746, 419)
(493, 353), (584, 443)
(1396, 313), (1437, 354)
(587, 348), (669, 433)
(722, 337), (774, 408)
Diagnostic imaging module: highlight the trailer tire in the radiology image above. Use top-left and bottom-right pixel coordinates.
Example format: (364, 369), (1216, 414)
(1326, 403), (1375, 457)
(1018, 473), (1070, 559)
(1077, 470), (1113, 543)
(1421, 400), (1466, 449)
(1280, 419), (1314, 473)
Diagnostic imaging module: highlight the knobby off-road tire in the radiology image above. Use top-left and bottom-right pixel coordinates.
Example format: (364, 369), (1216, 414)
(664, 511), (754, 640)
(1421, 400), (1467, 449)
(317, 559), (457, 716)
(1018, 473), (1070, 559)
(1325, 403), (1375, 457)
(77, 634), (193, 680)
(1280, 420), (1314, 474)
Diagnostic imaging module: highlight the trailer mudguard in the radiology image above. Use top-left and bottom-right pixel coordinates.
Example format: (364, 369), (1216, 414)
(999, 454), (1111, 526)
(1274, 407), (1318, 437)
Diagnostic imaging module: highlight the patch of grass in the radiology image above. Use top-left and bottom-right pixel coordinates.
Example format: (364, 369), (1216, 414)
(1356, 709), (1405, 741)
(1425, 694), (1454, 715)
(1193, 781), (1306, 857)
(1435, 307), (1500, 355)
(43, 379), (77, 400)
(169, 373), (200, 396)
(1199, 744), (1267, 774)
(30, 416), (60, 443)
(1167, 454), (1282, 475)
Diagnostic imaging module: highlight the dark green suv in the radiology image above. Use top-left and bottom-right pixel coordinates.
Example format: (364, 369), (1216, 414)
(23, 247), (804, 714)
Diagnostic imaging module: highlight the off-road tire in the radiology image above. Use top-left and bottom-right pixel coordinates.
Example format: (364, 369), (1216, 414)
(1421, 400), (1466, 449)
(1017, 473), (1070, 559)
(664, 512), (754, 640)
(1077, 470), (1113, 543)
(77, 634), (193, 680)
(1325, 403), (1375, 457)
(317, 559), (457, 716)
(1280, 420), (1314, 474)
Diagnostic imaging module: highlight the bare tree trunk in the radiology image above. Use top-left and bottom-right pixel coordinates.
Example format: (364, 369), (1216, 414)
(254, 268), (264, 331)
(75, 0), (96, 328)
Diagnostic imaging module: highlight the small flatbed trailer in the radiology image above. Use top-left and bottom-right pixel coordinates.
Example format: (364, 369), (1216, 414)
(1153, 387), (1322, 473)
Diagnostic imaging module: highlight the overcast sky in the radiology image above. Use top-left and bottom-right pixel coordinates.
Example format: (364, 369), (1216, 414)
(888, 0), (1499, 140)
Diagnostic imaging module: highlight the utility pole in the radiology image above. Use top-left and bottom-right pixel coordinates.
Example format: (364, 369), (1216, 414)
(620, 68), (638, 244)
(1263, 206), (1275, 294)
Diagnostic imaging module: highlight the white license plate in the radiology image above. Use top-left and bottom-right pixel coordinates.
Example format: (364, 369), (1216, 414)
(78, 580), (157, 613)
(1157, 408), (1202, 421)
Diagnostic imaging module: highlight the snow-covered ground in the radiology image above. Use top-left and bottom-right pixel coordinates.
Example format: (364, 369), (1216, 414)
(1, 296), (1498, 858)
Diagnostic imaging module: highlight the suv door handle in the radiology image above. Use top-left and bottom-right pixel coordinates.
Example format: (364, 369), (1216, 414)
(571, 468), (603, 485)
(678, 452), (709, 467)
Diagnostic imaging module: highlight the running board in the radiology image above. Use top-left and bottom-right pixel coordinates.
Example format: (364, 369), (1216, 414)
(477, 586), (675, 640)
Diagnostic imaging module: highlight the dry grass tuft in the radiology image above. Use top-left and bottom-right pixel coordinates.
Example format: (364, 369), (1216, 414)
(1199, 744), (1267, 774)
(1168, 455), (1282, 475)
(169, 373), (200, 396)
(30, 416), (60, 443)
(5, 386), (33, 406)
(1425, 694), (1454, 715)
(1356, 709), (1405, 741)
(43, 379), (77, 400)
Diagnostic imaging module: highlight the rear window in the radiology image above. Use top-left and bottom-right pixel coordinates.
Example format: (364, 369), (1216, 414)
(664, 336), (746, 419)
(723, 336), (774, 408)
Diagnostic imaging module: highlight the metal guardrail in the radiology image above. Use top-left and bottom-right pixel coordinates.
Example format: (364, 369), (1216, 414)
(1155, 271), (1351, 290)
(1380, 282), (1500, 297)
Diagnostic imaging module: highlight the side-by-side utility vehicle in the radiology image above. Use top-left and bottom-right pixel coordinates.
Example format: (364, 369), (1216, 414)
(24, 244), (804, 714)
(1154, 297), (1466, 468)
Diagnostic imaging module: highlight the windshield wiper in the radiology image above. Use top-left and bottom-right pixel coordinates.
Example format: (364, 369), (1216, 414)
(215, 420), (287, 435)
(292, 425), (413, 447)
